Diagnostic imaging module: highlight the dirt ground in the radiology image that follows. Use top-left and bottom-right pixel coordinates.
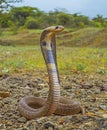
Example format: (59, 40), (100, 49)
(0, 72), (107, 130)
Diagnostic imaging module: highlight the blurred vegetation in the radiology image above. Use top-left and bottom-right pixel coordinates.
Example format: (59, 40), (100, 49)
(0, 6), (107, 30)
(0, 6), (107, 47)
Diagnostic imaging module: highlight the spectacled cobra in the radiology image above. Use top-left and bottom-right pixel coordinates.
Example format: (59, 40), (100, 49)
(18, 26), (85, 119)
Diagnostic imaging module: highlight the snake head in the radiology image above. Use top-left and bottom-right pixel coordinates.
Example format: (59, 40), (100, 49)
(45, 25), (64, 33)
(40, 25), (64, 43)
(40, 25), (64, 68)
(40, 25), (64, 48)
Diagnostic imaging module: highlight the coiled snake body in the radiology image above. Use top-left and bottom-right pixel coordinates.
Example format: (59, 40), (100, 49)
(18, 26), (84, 119)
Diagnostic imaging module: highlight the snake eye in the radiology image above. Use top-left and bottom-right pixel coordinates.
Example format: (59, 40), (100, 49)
(55, 26), (59, 29)
(42, 41), (46, 46)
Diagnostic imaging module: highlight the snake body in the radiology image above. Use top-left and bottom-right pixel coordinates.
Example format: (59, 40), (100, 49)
(18, 26), (84, 119)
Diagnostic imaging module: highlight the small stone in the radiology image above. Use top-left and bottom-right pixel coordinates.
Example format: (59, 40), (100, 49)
(0, 101), (3, 107)
(82, 84), (92, 89)
(23, 88), (30, 94)
(99, 105), (107, 111)
(58, 117), (64, 125)
(0, 123), (6, 129)
(100, 85), (107, 91)
(94, 88), (101, 94)
(44, 121), (55, 129)
(17, 117), (27, 123)
(6, 121), (13, 126)
(84, 121), (92, 126)
(93, 127), (100, 130)
(0, 91), (10, 98)
(63, 82), (71, 90)
(2, 98), (10, 104)
(102, 114), (107, 118)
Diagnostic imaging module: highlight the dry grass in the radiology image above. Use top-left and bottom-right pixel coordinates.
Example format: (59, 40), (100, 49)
(0, 27), (107, 47)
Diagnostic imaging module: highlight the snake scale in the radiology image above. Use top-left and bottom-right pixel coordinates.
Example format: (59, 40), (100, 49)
(18, 26), (84, 119)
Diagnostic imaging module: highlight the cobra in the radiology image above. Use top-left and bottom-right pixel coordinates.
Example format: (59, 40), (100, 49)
(18, 26), (84, 119)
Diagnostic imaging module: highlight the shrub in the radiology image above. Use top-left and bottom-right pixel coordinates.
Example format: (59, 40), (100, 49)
(24, 17), (39, 29)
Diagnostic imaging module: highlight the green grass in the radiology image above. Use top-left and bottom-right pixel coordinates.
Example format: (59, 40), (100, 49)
(0, 45), (107, 75)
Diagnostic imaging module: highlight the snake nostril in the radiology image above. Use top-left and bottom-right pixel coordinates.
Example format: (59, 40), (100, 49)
(55, 26), (59, 29)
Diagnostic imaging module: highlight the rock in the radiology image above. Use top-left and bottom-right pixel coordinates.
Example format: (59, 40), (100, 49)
(43, 121), (55, 129)
(102, 114), (107, 118)
(100, 85), (107, 91)
(99, 105), (107, 111)
(62, 82), (71, 90)
(6, 121), (13, 126)
(17, 117), (27, 123)
(93, 127), (100, 130)
(0, 91), (10, 98)
(2, 97), (10, 104)
(23, 88), (30, 94)
(0, 123), (6, 129)
(84, 121), (92, 127)
(81, 84), (92, 89)
(0, 101), (3, 107)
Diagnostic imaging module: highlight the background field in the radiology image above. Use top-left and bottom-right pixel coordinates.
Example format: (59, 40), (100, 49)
(0, 45), (107, 75)
(0, 27), (107, 47)
(0, 27), (107, 75)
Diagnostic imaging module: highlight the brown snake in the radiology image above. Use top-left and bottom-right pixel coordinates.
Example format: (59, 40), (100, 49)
(18, 26), (85, 119)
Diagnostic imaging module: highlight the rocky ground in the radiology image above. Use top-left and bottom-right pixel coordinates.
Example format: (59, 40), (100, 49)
(0, 72), (107, 130)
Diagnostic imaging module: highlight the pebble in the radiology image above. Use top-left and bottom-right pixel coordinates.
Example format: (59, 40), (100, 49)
(81, 84), (92, 89)
(17, 117), (27, 123)
(0, 101), (3, 107)
(2, 98), (10, 104)
(102, 114), (107, 118)
(100, 85), (107, 91)
(99, 105), (107, 111)
(0, 91), (10, 98)
(0, 123), (6, 129)
(43, 121), (55, 129)
(23, 88), (30, 94)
